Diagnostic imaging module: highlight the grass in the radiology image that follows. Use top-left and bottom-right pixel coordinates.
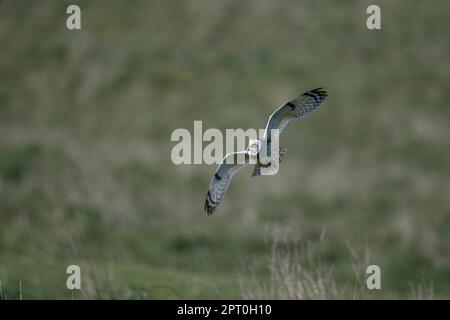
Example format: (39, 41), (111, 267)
(0, 0), (449, 299)
(239, 228), (340, 299)
(239, 228), (435, 299)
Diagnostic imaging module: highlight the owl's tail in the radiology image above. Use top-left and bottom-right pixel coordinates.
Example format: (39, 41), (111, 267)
(252, 148), (287, 177)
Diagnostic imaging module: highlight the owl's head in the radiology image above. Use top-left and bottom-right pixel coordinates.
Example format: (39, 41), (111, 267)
(247, 138), (261, 156)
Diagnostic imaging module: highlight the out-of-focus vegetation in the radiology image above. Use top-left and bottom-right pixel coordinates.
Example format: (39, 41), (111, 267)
(0, 0), (449, 299)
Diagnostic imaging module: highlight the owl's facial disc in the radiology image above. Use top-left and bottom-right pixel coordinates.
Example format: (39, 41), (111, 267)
(247, 139), (261, 156)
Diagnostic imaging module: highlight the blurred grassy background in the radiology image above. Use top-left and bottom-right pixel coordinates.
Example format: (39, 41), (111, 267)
(0, 0), (449, 299)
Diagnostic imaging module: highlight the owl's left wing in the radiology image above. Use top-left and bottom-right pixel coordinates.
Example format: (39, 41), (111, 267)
(263, 88), (328, 141)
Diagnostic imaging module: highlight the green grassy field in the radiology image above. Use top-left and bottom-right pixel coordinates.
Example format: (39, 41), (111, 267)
(0, 0), (449, 299)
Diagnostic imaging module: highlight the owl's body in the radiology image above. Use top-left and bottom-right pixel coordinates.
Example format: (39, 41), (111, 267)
(204, 88), (328, 215)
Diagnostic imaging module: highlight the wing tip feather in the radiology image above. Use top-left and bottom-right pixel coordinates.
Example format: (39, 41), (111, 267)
(204, 192), (216, 216)
(310, 87), (328, 97)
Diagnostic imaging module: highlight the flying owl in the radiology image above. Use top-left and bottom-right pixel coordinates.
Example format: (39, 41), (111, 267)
(204, 88), (328, 215)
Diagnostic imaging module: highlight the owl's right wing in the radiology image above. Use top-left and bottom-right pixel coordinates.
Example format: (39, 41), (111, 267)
(204, 151), (250, 215)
